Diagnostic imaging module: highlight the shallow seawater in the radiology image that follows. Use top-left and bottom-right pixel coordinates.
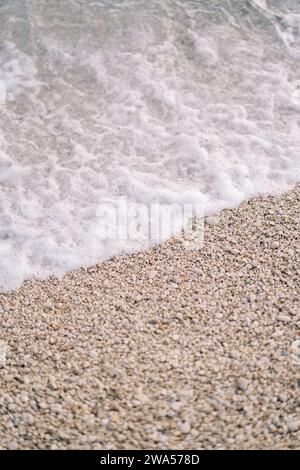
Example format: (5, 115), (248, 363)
(0, 0), (299, 291)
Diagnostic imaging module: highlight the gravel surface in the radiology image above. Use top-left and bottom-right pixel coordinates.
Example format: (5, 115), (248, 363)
(0, 187), (299, 450)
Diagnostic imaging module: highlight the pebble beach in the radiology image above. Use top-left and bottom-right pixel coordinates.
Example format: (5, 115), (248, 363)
(0, 186), (299, 450)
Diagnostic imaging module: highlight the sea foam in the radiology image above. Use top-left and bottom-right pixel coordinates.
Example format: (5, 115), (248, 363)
(0, 0), (299, 291)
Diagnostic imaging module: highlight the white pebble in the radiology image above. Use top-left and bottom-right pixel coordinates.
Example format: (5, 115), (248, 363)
(0, 341), (9, 366)
(271, 241), (280, 249)
(287, 419), (300, 433)
(192, 268), (202, 276)
(237, 377), (248, 391)
(229, 350), (240, 360)
(180, 421), (191, 434)
(88, 349), (98, 359)
(272, 329), (283, 338)
(171, 401), (182, 412)
(277, 315), (291, 323)
(7, 442), (17, 450)
(147, 270), (157, 280)
(205, 216), (219, 226)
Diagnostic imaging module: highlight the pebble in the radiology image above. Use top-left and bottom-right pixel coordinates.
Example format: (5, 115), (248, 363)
(180, 421), (191, 434)
(0, 341), (8, 366)
(205, 216), (219, 226)
(271, 241), (280, 249)
(272, 329), (284, 338)
(147, 270), (157, 280)
(171, 401), (182, 412)
(136, 389), (149, 404)
(1, 305), (10, 313)
(108, 368), (117, 378)
(278, 393), (287, 402)
(88, 349), (98, 359)
(277, 315), (291, 323)
(48, 375), (57, 390)
(21, 413), (34, 425)
(229, 350), (240, 360)
(192, 267), (202, 276)
(237, 378), (248, 392)
(172, 334), (180, 342)
(287, 420), (300, 433)
(7, 442), (17, 450)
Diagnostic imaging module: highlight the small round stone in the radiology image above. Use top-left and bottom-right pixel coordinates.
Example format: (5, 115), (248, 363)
(237, 378), (248, 392)
(7, 442), (17, 450)
(287, 420), (300, 433)
(205, 216), (219, 226)
(180, 422), (191, 434)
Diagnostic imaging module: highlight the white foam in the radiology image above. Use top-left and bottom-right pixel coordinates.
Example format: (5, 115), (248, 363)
(0, 0), (300, 292)
(0, 42), (39, 102)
